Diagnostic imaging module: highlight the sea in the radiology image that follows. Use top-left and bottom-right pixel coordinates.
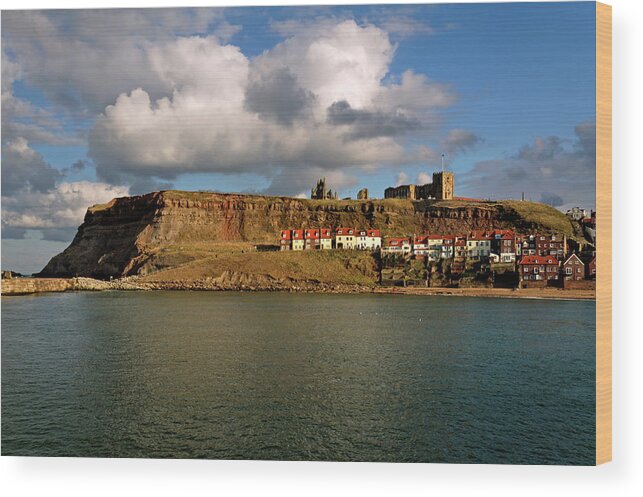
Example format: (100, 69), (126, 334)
(1, 291), (595, 464)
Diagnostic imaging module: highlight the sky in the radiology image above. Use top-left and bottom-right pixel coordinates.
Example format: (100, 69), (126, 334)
(1, 2), (597, 274)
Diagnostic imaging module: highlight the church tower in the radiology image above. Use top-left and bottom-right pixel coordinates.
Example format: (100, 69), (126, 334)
(432, 171), (454, 200)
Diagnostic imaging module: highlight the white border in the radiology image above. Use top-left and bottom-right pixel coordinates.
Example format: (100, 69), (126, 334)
(1, 0), (641, 495)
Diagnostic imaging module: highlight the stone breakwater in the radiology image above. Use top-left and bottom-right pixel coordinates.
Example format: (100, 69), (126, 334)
(1, 276), (375, 295)
(1, 276), (594, 300)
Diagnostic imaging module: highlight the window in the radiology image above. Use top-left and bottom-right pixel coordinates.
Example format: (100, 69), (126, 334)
(566, 267), (572, 275)
(577, 268), (582, 273)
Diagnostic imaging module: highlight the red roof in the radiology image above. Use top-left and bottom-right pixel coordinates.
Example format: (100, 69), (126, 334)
(469, 230), (492, 240)
(385, 237), (410, 246)
(355, 229), (368, 236)
(414, 235), (429, 244)
(336, 228), (355, 235)
(491, 229), (515, 239)
(305, 229), (319, 239)
(367, 229), (380, 237)
(455, 238), (467, 246)
(320, 228), (332, 239)
(280, 230), (292, 240)
(519, 255), (559, 266)
(292, 229), (304, 239)
(454, 196), (484, 202)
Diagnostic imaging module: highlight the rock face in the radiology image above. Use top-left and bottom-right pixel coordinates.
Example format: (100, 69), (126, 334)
(39, 190), (577, 279)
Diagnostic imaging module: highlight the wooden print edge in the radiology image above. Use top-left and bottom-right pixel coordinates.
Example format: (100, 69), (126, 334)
(595, 1), (612, 465)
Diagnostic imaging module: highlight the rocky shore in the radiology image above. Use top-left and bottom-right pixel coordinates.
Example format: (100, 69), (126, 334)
(2, 276), (595, 301)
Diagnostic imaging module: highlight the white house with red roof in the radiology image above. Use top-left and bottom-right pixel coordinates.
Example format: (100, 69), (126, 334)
(441, 235), (456, 259)
(291, 229), (305, 251)
(454, 236), (467, 260)
(412, 235), (429, 256)
(335, 227), (356, 249)
(467, 231), (492, 261)
(364, 229), (382, 250)
(382, 237), (411, 255)
(426, 235), (443, 261)
(319, 228), (333, 250)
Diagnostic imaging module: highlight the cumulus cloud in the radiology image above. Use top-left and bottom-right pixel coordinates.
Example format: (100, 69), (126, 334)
(1, 51), (83, 147)
(416, 172), (432, 184)
(1, 8), (238, 113)
(1, 138), (62, 194)
(1, 137), (129, 242)
(245, 68), (315, 125)
(459, 121), (596, 209)
(2, 181), (129, 241)
(326, 100), (421, 140)
(86, 20), (456, 193)
(395, 171), (409, 186)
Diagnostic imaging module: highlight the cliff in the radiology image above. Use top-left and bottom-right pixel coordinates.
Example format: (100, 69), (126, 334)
(39, 190), (580, 279)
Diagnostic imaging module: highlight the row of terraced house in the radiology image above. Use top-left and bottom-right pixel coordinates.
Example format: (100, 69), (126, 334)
(279, 228), (596, 283)
(380, 230), (595, 284)
(280, 228), (382, 251)
(380, 230), (565, 262)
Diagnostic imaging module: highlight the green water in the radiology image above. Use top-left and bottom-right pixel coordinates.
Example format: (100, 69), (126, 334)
(1, 291), (595, 464)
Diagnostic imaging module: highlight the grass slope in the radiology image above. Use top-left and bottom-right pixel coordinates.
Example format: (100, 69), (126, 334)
(140, 244), (378, 286)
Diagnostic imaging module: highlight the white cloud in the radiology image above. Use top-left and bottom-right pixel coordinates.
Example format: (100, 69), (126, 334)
(2, 181), (129, 234)
(87, 20), (456, 193)
(1, 138), (129, 242)
(395, 171), (409, 186)
(1, 9), (236, 113)
(416, 172), (432, 184)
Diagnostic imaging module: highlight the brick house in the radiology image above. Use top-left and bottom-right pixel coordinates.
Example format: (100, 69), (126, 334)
(562, 253), (585, 281)
(587, 256), (596, 279)
(518, 255), (560, 282)
(490, 229), (516, 263)
(280, 229), (292, 251)
(304, 228), (320, 250)
(536, 234), (565, 258)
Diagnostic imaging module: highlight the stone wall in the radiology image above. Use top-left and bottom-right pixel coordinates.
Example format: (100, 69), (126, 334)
(1, 278), (73, 295)
(562, 279), (596, 290)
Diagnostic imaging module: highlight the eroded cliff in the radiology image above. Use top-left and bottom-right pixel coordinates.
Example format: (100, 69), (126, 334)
(39, 190), (579, 279)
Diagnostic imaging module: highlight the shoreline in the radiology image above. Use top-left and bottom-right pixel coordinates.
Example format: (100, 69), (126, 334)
(1, 277), (595, 301)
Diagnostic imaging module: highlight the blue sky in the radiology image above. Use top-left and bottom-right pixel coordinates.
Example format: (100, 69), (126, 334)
(2, 2), (597, 273)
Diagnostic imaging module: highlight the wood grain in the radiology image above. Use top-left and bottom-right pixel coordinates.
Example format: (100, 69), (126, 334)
(595, 1), (612, 465)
